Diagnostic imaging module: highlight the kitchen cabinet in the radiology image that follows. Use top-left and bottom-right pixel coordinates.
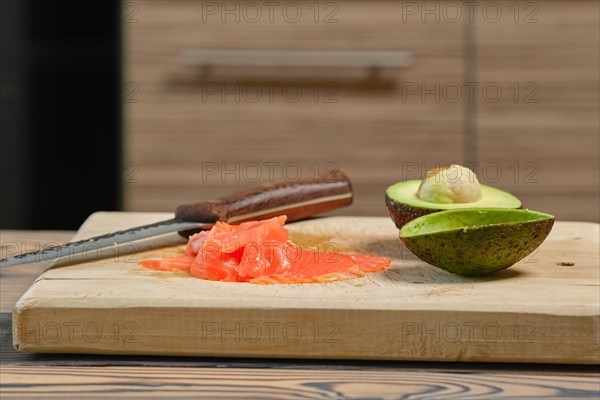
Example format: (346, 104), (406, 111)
(122, 0), (599, 221)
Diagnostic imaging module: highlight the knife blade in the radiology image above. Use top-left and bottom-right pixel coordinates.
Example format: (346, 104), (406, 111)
(0, 170), (353, 267)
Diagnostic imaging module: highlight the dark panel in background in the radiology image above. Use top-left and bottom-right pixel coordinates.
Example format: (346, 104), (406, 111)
(0, 1), (122, 229)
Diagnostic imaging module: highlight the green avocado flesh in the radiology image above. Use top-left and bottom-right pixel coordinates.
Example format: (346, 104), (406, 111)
(387, 180), (521, 209)
(399, 209), (555, 276)
(386, 180), (522, 228)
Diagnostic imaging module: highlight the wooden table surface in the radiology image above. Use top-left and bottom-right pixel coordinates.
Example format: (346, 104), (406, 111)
(1, 230), (599, 398)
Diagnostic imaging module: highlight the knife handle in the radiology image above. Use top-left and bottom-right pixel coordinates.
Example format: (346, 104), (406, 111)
(175, 170), (353, 228)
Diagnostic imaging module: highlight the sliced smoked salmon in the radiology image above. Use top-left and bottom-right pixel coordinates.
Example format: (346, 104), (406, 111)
(139, 254), (195, 272)
(139, 216), (392, 284)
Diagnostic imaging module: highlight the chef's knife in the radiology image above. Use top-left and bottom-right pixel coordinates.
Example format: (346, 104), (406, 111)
(0, 170), (353, 267)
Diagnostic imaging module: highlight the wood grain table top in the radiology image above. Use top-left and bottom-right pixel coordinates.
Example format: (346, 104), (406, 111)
(1, 229), (598, 398)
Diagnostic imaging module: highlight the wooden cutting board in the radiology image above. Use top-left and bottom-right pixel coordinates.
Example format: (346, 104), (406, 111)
(12, 212), (600, 364)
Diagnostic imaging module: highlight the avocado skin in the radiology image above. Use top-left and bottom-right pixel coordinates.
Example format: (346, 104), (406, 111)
(386, 193), (524, 229)
(385, 194), (435, 229)
(400, 217), (555, 276)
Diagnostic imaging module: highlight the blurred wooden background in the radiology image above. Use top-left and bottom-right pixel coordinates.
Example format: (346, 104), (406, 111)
(122, 0), (599, 222)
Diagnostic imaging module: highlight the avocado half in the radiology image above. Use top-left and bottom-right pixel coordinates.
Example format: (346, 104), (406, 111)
(399, 209), (555, 276)
(386, 180), (522, 229)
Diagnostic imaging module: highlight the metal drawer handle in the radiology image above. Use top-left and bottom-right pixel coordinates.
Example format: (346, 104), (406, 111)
(180, 49), (415, 69)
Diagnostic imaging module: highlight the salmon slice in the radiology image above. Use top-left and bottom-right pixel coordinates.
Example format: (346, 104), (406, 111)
(139, 215), (392, 284)
(185, 231), (209, 255)
(190, 245), (244, 282)
(249, 264), (365, 285)
(348, 254), (392, 272)
(139, 254), (195, 272)
(186, 216), (287, 255)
